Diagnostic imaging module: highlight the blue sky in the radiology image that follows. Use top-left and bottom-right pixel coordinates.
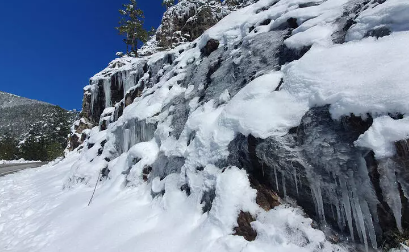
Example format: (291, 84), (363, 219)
(0, 0), (166, 110)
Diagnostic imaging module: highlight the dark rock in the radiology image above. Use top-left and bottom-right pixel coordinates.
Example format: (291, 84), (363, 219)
(287, 18), (299, 29)
(250, 176), (280, 211)
(181, 184), (191, 196)
(201, 39), (220, 57)
(100, 118), (109, 131)
(101, 167), (110, 179)
(276, 44), (311, 66)
(298, 2), (321, 8)
(142, 166), (153, 182)
(259, 18), (271, 26)
(273, 18), (299, 30)
(100, 139), (107, 148)
(201, 188), (216, 213)
(68, 133), (81, 151)
(233, 211), (257, 241)
(365, 26), (391, 39)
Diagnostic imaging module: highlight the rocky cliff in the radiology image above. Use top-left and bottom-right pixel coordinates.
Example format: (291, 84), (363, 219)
(67, 0), (409, 250)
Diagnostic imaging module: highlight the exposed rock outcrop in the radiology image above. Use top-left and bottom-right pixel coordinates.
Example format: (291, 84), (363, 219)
(156, 0), (229, 49)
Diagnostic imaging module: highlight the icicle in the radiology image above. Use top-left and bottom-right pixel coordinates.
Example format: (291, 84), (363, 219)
(274, 166), (279, 192)
(90, 82), (97, 113)
(315, 182), (326, 222)
(340, 178), (354, 242)
(130, 121), (136, 146)
(335, 200), (345, 231)
(123, 71), (134, 98)
(330, 203), (335, 219)
(103, 79), (112, 108)
(293, 164), (299, 195)
(122, 71), (127, 98)
(123, 129), (130, 153)
(378, 159), (403, 233)
(361, 200), (377, 249)
(349, 173), (368, 252)
(282, 171), (287, 199)
(304, 162), (325, 222)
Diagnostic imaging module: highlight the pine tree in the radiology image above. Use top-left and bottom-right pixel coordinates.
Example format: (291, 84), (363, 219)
(116, 0), (148, 56)
(0, 134), (18, 160)
(162, 0), (175, 9)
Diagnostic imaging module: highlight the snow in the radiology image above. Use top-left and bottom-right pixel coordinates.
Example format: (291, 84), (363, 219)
(346, 0), (409, 41)
(0, 153), (345, 252)
(199, 0), (346, 49)
(221, 72), (307, 138)
(355, 116), (409, 159)
(284, 24), (335, 49)
(283, 31), (409, 119)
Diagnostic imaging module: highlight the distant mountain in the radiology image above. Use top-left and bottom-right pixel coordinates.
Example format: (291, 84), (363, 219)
(0, 91), (77, 161)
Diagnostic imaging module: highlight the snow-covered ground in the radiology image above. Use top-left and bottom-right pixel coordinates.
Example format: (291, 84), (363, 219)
(0, 152), (345, 252)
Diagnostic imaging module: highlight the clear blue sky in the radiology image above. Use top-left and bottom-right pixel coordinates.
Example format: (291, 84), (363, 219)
(0, 0), (166, 110)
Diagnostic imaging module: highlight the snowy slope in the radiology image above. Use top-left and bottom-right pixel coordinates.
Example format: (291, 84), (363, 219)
(2, 0), (409, 251)
(0, 91), (46, 109)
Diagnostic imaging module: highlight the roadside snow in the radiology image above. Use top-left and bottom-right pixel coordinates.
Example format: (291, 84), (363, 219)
(0, 153), (345, 252)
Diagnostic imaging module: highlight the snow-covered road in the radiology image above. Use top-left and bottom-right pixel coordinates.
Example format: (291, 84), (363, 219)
(0, 162), (47, 177)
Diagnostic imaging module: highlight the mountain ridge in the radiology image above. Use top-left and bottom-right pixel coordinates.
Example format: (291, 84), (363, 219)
(0, 90), (77, 161)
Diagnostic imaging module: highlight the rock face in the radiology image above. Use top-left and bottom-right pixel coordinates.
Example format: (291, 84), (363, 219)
(71, 0), (409, 250)
(156, 0), (229, 49)
(0, 91), (77, 161)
